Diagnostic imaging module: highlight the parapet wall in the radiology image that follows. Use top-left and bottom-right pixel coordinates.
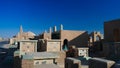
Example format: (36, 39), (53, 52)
(89, 58), (115, 68)
(65, 57), (81, 68)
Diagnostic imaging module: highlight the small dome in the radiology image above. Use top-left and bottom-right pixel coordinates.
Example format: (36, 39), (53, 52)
(27, 31), (36, 36)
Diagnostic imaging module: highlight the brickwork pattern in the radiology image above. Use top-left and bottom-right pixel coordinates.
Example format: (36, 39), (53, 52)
(21, 59), (34, 68)
(60, 30), (88, 47)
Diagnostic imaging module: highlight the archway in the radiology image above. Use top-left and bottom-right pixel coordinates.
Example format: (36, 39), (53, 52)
(96, 35), (101, 41)
(96, 35), (103, 51)
(62, 39), (68, 51)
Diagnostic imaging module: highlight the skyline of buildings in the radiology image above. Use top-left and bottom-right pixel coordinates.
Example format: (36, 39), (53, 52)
(0, 18), (120, 68)
(0, 0), (120, 68)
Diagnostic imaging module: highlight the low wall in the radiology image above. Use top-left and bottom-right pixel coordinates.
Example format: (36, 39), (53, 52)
(65, 57), (81, 68)
(89, 58), (115, 68)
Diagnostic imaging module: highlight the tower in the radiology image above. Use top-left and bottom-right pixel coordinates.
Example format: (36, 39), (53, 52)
(53, 26), (57, 32)
(20, 25), (23, 34)
(49, 27), (52, 33)
(60, 24), (63, 30)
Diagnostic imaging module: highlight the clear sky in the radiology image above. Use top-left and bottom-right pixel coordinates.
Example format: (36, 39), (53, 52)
(0, 0), (120, 38)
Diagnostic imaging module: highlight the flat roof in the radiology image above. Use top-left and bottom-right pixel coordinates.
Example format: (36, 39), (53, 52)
(22, 52), (59, 60)
(46, 39), (62, 42)
(18, 40), (38, 42)
(39, 39), (62, 41)
(52, 30), (87, 34)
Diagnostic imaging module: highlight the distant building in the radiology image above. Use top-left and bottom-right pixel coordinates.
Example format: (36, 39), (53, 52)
(0, 37), (3, 41)
(88, 31), (103, 52)
(10, 25), (36, 44)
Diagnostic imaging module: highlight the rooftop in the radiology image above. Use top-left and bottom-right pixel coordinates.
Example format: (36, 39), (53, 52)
(22, 52), (59, 60)
(104, 19), (120, 24)
(17, 40), (38, 42)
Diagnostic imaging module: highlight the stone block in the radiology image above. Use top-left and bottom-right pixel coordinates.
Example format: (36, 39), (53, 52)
(89, 58), (115, 68)
(65, 57), (81, 68)
(55, 51), (66, 68)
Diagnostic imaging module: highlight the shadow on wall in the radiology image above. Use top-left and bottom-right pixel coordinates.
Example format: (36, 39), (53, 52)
(69, 31), (88, 47)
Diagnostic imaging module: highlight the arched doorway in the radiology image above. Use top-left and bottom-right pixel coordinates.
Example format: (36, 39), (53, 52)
(62, 39), (68, 51)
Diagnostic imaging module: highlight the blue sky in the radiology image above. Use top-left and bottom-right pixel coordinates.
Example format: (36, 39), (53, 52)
(0, 0), (120, 38)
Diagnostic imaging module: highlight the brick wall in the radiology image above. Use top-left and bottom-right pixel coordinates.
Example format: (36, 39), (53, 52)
(21, 59), (34, 68)
(60, 30), (88, 47)
(55, 51), (66, 68)
(104, 20), (120, 42)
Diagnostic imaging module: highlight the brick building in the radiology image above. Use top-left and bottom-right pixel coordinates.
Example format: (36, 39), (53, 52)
(39, 25), (89, 48)
(10, 26), (35, 44)
(103, 19), (120, 57)
(104, 19), (120, 42)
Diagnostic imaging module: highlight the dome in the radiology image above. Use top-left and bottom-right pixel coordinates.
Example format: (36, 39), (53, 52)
(26, 31), (36, 36)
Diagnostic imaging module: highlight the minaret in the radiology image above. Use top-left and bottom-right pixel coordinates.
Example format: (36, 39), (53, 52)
(49, 27), (52, 33)
(20, 25), (23, 35)
(18, 25), (23, 39)
(53, 26), (57, 32)
(60, 24), (63, 30)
